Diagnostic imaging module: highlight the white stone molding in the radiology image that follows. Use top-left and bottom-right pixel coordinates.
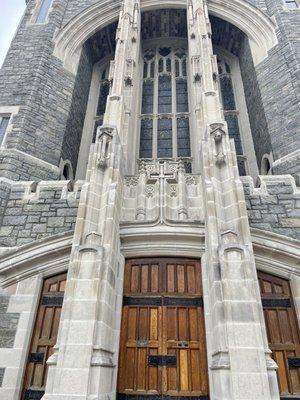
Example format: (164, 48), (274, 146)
(0, 232), (73, 288)
(120, 225), (205, 257)
(53, 0), (277, 74)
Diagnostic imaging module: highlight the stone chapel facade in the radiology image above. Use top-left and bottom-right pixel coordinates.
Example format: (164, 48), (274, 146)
(0, 0), (299, 399)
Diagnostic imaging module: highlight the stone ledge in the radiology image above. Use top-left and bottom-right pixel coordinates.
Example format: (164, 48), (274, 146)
(241, 174), (299, 195)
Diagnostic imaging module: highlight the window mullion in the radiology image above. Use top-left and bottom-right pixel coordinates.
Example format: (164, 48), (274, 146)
(172, 52), (177, 158)
(153, 51), (159, 159)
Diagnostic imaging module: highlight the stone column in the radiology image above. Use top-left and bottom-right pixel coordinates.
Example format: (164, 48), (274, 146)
(187, 1), (280, 399)
(43, 2), (140, 399)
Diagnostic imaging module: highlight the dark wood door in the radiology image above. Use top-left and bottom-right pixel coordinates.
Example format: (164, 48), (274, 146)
(22, 273), (67, 400)
(117, 258), (209, 400)
(258, 271), (300, 396)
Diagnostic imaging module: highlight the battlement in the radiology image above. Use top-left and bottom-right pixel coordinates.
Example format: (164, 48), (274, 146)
(0, 179), (84, 247)
(241, 175), (300, 240)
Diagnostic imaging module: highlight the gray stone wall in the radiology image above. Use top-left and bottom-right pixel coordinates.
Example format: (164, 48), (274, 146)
(242, 175), (300, 239)
(62, 43), (94, 174)
(255, 0), (300, 167)
(239, 37), (272, 169)
(0, 0), (75, 180)
(0, 294), (19, 349)
(0, 180), (82, 247)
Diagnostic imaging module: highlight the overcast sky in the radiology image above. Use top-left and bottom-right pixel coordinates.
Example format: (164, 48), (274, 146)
(0, 0), (26, 67)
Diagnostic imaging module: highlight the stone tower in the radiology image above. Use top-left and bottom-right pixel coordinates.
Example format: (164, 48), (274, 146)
(0, 0), (299, 400)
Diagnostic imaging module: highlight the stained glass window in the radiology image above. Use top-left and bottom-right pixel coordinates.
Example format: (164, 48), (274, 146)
(176, 79), (188, 112)
(140, 119), (153, 158)
(36, 0), (53, 23)
(158, 76), (172, 114)
(139, 46), (191, 161)
(157, 118), (172, 158)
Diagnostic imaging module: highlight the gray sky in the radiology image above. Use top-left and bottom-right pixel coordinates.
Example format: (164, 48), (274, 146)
(0, 0), (26, 67)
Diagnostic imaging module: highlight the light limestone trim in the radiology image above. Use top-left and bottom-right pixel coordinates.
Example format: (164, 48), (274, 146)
(0, 232), (73, 288)
(120, 225), (206, 257)
(53, 0), (278, 74)
(28, 0), (54, 25)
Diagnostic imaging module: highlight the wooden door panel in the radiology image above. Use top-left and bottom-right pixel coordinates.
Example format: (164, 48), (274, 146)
(258, 271), (300, 396)
(124, 259), (202, 296)
(22, 273), (67, 400)
(118, 305), (161, 394)
(163, 306), (208, 396)
(118, 258), (209, 399)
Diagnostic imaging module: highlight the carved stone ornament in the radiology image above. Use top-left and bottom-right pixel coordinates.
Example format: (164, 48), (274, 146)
(169, 185), (177, 197)
(145, 185), (155, 198)
(125, 176), (139, 187)
(97, 125), (114, 170)
(194, 73), (201, 83)
(185, 175), (199, 185)
(125, 76), (133, 86)
(215, 151), (226, 165)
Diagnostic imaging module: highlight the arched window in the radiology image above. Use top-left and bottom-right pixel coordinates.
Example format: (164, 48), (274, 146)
(139, 47), (191, 163)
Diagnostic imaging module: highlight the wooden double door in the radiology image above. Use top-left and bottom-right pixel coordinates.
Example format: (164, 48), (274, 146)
(117, 258), (209, 400)
(21, 273), (67, 400)
(258, 271), (300, 397)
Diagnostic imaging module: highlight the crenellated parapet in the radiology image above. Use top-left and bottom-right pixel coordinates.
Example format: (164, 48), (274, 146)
(241, 175), (300, 239)
(0, 179), (83, 247)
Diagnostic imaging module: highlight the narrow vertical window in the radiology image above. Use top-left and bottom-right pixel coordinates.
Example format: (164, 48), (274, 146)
(0, 116), (10, 145)
(93, 67), (110, 142)
(284, 0), (298, 8)
(36, 0), (53, 23)
(218, 59), (246, 176)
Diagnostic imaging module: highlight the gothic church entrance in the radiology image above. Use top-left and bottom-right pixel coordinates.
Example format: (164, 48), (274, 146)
(117, 258), (209, 399)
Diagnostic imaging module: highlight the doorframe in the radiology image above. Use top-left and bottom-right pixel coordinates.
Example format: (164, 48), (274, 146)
(116, 256), (209, 399)
(120, 226), (300, 400)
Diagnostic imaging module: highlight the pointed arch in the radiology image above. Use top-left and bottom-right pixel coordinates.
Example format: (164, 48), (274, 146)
(53, 0), (277, 74)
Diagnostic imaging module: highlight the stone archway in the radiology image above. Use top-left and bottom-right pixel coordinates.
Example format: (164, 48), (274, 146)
(53, 0), (277, 74)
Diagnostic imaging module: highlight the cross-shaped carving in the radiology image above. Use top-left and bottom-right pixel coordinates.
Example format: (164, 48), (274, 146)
(146, 161), (178, 224)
